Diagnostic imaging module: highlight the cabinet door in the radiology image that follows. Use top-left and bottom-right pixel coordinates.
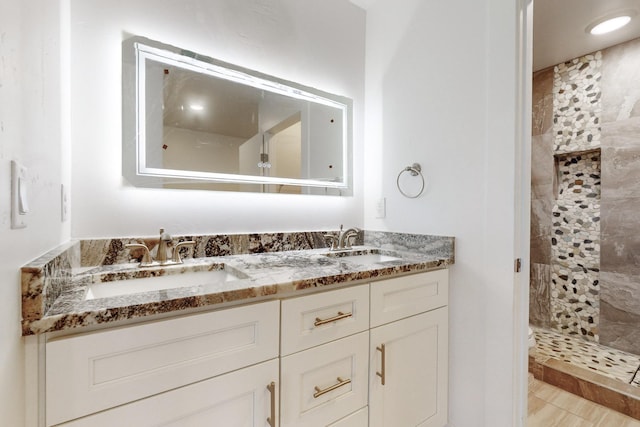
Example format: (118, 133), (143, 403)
(57, 358), (279, 427)
(369, 308), (448, 427)
(46, 300), (279, 426)
(328, 407), (368, 427)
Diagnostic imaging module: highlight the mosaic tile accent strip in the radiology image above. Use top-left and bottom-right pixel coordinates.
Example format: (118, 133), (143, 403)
(550, 263), (600, 339)
(551, 151), (601, 340)
(553, 52), (602, 154)
(532, 326), (640, 386)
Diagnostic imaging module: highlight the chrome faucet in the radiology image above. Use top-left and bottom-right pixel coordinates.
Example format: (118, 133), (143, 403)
(338, 225), (361, 249)
(125, 228), (195, 266)
(325, 225), (361, 251)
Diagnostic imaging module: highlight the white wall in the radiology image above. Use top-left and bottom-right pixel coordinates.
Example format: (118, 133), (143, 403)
(69, 0), (365, 238)
(362, 0), (522, 426)
(0, 0), (71, 425)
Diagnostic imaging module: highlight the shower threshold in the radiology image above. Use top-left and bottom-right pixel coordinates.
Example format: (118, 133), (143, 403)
(529, 327), (640, 420)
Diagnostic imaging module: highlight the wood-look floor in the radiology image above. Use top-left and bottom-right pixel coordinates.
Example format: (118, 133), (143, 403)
(528, 376), (640, 427)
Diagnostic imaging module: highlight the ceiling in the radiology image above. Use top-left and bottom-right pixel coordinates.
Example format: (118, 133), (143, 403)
(533, 0), (640, 71)
(350, 0), (640, 72)
(163, 64), (260, 138)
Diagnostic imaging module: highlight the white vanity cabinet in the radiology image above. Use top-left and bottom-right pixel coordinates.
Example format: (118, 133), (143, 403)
(42, 270), (448, 427)
(369, 269), (449, 427)
(45, 300), (280, 427)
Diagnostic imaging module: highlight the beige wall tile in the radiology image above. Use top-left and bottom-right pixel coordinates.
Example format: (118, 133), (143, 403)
(531, 133), (555, 196)
(532, 66), (554, 136)
(529, 263), (551, 327)
(601, 37), (640, 124)
(600, 198), (640, 275)
(600, 299), (640, 355)
(601, 119), (640, 200)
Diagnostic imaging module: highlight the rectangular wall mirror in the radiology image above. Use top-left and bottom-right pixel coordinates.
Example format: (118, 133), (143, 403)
(122, 36), (353, 195)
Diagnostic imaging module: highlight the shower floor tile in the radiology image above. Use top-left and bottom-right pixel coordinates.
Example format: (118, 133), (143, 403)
(532, 327), (640, 386)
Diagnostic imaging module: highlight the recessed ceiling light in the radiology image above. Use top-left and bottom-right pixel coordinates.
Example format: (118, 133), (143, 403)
(587, 11), (636, 35)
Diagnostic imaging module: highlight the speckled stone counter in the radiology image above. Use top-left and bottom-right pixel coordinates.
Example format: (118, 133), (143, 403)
(21, 230), (454, 335)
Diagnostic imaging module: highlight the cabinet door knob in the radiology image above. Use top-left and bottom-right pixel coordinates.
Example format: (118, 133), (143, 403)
(267, 382), (276, 427)
(376, 344), (386, 386)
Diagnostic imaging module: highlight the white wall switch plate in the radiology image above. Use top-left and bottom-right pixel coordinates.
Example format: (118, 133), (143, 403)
(375, 197), (386, 219)
(11, 160), (28, 229)
(61, 184), (68, 222)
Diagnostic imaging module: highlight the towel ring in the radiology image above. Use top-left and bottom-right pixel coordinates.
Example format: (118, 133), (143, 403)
(396, 163), (425, 198)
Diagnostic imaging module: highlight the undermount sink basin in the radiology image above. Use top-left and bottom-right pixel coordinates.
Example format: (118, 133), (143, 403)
(85, 266), (244, 300)
(338, 253), (401, 264)
(325, 250), (402, 265)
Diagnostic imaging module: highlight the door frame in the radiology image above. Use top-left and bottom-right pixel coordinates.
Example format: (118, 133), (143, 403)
(513, 0), (534, 425)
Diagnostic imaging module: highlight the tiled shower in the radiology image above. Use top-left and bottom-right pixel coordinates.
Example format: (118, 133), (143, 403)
(530, 36), (640, 383)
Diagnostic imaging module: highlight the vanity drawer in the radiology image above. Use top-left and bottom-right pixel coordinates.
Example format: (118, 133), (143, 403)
(281, 284), (369, 356)
(328, 407), (368, 426)
(370, 269), (448, 327)
(280, 331), (369, 427)
(45, 300), (279, 427)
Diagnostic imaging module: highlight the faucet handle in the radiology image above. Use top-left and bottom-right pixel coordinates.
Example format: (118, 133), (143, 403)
(324, 234), (339, 251)
(171, 241), (195, 264)
(125, 243), (153, 266)
(343, 231), (358, 249)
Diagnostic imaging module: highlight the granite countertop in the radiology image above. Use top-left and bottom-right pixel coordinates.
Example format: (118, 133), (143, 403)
(21, 231), (454, 335)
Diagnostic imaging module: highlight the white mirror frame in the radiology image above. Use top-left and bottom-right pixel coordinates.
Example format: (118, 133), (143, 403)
(122, 37), (353, 195)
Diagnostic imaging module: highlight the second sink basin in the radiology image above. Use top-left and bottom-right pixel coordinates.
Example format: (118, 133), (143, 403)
(324, 249), (402, 265)
(85, 266), (245, 300)
(338, 253), (401, 264)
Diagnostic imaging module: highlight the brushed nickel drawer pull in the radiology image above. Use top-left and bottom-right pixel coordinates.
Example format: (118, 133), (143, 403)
(376, 344), (386, 385)
(267, 382), (276, 427)
(314, 311), (353, 327)
(313, 377), (352, 398)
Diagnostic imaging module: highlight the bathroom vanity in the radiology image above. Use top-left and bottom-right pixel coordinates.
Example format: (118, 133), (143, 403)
(22, 230), (454, 427)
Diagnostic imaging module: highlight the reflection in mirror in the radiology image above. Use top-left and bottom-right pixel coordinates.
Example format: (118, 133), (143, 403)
(123, 37), (352, 195)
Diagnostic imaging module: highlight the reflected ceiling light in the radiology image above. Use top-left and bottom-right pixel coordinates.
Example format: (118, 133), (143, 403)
(189, 104), (204, 111)
(587, 11), (635, 35)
